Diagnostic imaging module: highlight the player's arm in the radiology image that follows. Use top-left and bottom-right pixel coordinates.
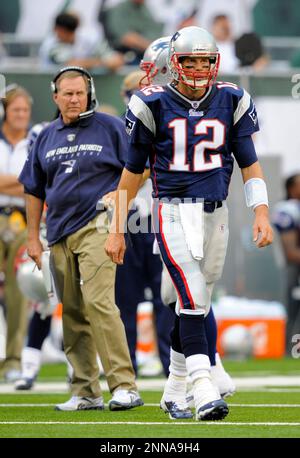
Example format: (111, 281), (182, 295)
(105, 168), (143, 264)
(241, 160), (273, 248)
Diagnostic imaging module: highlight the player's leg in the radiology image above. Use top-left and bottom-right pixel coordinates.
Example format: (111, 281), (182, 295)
(15, 311), (51, 390)
(161, 258), (234, 400)
(115, 230), (146, 375)
(201, 204), (235, 398)
(154, 202), (228, 421)
(144, 228), (174, 377)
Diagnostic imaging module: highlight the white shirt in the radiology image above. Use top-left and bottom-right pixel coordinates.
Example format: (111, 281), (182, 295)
(39, 30), (113, 67)
(217, 41), (239, 74)
(195, 0), (258, 38)
(0, 133), (28, 208)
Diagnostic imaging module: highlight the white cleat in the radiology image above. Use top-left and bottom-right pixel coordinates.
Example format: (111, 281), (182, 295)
(55, 396), (104, 411)
(108, 389), (144, 411)
(196, 399), (229, 421)
(193, 377), (229, 422)
(211, 353), (236, 399)
(160, 397), (193, 420)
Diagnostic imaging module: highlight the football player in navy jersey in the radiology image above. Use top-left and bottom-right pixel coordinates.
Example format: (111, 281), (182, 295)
(272, 174), (300, 353)
(105, 27), (273, 421)
(141, 35), (236, 401)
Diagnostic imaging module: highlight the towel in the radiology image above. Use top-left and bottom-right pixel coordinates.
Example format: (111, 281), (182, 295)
(179, 202), (204, 260)
(152, 237), (160, 255)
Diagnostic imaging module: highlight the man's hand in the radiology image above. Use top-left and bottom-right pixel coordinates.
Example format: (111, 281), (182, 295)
(27, 238), (43, 269)
(105, 233), (126, 264)
(101, 191), (117, 209)
(253, 205), (273, 248)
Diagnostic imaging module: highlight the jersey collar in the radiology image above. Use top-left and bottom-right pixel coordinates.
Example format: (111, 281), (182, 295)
(166, 83), (217, 110)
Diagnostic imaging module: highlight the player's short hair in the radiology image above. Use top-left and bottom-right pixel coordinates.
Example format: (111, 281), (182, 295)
(54, 12), (79, 32)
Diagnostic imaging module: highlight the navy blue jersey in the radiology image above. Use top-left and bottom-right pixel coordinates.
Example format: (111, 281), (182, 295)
(19, 112), (127, 245)
(272, 199), (300, 234)
(125, 82), (259, 201)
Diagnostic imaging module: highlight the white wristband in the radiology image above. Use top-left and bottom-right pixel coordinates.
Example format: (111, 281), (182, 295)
(244, 178), (269, 210)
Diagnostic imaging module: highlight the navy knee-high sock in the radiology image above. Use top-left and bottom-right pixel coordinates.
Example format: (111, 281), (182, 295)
(170, 314), (182, 353)
(27, 312), (52, 349)
(179, 313), (208, 358)
(204, 307), (217, 366)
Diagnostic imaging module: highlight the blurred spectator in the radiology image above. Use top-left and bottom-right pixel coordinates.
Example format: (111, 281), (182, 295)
(211, 15), (239, 73)
(146, 0), (198, 35)
(101, 0), (163, 64)
(211, 14), (269, 73)
(194, 0), (258, 39)
(0, 85), (32, 382)
(17, 0), (102, 41)
(272, 174), (300, 354)
(235, 32), (269, 72)
(39, 11), (124, 71)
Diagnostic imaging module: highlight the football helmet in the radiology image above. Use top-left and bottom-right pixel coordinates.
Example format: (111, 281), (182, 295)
(140, 36), (172, 87)
(16, 251), (59, 319)
(168, 26), (220, 89)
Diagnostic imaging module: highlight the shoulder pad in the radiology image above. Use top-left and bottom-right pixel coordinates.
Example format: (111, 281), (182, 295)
(136, 85), (165, 102)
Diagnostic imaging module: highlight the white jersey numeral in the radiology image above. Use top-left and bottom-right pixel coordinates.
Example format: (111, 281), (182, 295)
(140, 85), (164, 96)
(169, 119), (189, 171)
(193, 119), (224, 171)
(168, 118), (225, 172)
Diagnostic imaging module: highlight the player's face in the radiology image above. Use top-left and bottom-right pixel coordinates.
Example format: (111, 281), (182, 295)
(181, 56), (210, 73)
(54, 76), (88, 124)
(5, 96), (31, 131)
(177, 56), (211, 98)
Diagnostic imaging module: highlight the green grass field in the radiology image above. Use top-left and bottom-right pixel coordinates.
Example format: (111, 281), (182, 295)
(0, 358), (299, 438)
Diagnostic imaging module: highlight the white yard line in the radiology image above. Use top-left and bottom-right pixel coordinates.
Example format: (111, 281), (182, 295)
(0, 421), (300, 426)
(1, 403), (300, 408)
(0, 376), (300, 394)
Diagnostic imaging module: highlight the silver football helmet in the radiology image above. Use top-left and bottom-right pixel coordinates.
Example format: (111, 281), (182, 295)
(140, 36), (172, 87)
(168, 26), (220, 89)
(17, 251), (59, 319)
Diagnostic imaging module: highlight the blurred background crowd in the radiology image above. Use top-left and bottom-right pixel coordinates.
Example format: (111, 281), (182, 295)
(0, 0), (300, 382)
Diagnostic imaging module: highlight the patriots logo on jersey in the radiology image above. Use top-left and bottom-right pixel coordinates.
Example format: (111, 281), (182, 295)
(67, 134), (76, 142)
(248, 105), (258, 125)
(189, 109), (204, 117)
(62, 160), (76, 173)
(125, 116), (136, 136)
